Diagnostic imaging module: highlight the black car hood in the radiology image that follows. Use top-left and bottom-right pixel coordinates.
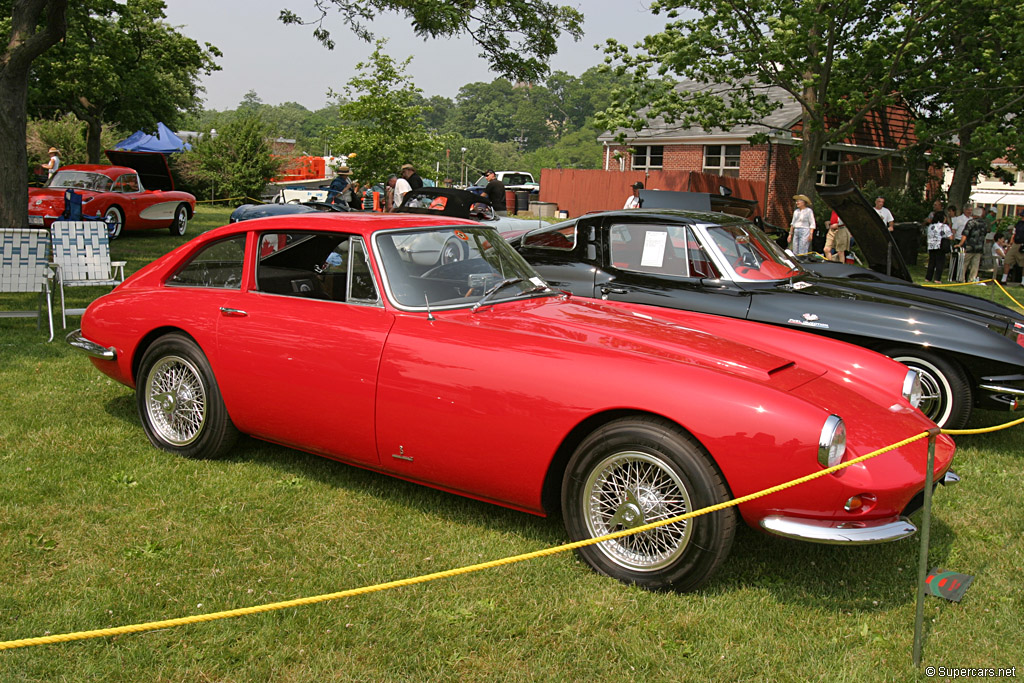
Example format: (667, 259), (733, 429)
(105, 150), (175, 191)
(816, 181), (913, 282)
(785, 274), (1024, 330)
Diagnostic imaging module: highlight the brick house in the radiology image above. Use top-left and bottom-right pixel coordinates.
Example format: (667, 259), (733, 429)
(596, 81), (918, 226)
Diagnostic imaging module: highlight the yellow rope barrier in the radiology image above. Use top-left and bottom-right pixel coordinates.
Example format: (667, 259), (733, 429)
(920, 277), (1024, 312)
(1, 416), (1020, 652)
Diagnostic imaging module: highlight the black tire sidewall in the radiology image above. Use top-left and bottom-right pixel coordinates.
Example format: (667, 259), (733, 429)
(562, 417), (735, 592)
(105, 206), (124, 240)
(882, 347), (971, 429)
(171, 205), (188, 236)
(136, 333), (236, 458)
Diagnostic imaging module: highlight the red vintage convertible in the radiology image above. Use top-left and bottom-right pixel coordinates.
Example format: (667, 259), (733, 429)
(68, 213), (956, 591)
(28, 151), (195, 239)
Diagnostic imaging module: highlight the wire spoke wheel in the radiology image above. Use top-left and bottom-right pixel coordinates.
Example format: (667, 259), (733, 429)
(584, 451), (693, 571)
(144, 355), (208, 446)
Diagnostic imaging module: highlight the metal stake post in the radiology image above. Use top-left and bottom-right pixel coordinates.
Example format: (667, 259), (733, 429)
(912, 428), (940, 667)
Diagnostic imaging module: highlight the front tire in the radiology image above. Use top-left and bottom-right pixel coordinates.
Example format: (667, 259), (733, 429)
(136, 333), (238, 459)
(882, 347), (971, 429)
(169, 204), (189, 236)
(562, 416), (735, 592)
(105, 206), (124, 240)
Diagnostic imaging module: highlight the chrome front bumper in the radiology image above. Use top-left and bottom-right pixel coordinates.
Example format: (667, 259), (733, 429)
(760, 515), (918, 544)
(760, 471), (960, 545)
(66, 328), (117, 361)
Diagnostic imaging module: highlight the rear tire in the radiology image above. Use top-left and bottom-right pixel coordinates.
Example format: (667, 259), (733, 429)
(561, 416), (735, 592)
(882, 347), (971, 429)
(136, 333), (238, 459)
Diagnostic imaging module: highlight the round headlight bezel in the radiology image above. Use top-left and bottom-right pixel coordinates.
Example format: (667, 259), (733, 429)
(818, 414), (847, 468)
(902, 369), (923, 408)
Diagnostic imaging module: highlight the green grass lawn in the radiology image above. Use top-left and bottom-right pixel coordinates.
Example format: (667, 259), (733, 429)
(0, 208), (1021, 680)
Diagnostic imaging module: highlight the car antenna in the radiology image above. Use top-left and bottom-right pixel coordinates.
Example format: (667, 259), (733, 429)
(424, 292), (435, 321)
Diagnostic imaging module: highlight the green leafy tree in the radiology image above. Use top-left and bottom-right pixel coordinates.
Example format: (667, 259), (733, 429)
(1, 0), (67, 228)
(27, 113), (126, 171)
(901, 0), (1024, 207)
(452, 79), (553, 150)
(176, 113), (281, 201)
(281, 0), (583, 82)
(330, 40), (449, 184)
(597, 0), (943, 200)
(28, 0), (220, 163)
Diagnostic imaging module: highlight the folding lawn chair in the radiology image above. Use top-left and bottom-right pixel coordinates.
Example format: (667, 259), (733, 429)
(49, 221), (125, 328)
(0, 228), (55, 341)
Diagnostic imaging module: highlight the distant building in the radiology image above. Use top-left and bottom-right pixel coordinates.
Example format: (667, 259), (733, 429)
(951, 158), (1024, 219)
(598, 80), (918, 225)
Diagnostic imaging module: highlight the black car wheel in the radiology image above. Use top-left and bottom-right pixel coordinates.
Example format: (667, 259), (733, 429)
(136, 334), (238, 459)
(169, 204), (189, 236)
(883, 347), (972, 429)
(562, 416), (735, 592)
(105, 206), (124, 240)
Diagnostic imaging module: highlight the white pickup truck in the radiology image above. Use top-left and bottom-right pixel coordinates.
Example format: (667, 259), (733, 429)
(473, 171), (539, 192)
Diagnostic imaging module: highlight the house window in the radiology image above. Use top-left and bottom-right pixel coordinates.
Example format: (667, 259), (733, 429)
(703, 145), (741, 177)
(818, 149), (842, 186)
(631, 145), (664, 170)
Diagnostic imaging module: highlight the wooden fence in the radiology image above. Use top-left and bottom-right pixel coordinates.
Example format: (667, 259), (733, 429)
(537, 169), (767, 219)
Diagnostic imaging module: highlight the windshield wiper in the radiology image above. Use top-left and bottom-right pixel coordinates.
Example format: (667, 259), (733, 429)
(472, 277), (524, 312)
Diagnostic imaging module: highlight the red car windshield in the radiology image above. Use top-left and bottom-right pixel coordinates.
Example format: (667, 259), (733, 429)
(47, 170), (113, 192)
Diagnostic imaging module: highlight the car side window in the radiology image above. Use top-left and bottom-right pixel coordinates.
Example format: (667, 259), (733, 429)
(112, 174), (139, 193)
(168, 236), (246, 289)
(255, 231), (378, 305)
(522, 223), (576, 250)
(609, 223), (718, 278)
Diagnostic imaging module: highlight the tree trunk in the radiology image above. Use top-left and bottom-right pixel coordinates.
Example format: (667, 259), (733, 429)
(946, 127), (976, 210)
(82, 110), (104, 164)
(796, 115), (825, 200)
(0, 1), (68, 228)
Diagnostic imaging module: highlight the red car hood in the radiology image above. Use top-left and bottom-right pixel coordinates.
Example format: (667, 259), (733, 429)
(469, 296), (825, 391)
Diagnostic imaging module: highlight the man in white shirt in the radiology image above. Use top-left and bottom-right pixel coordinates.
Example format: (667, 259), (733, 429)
(874, 196), (895, 232)
(393, 172), (412, 208)
(950, 205), (972, 240)
(623, 181), (643, 209)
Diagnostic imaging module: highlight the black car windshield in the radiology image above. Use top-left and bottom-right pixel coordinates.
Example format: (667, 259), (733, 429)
(703, 222), (804, 281)
(374, 226), (551, 309)
(47, 170), (113, 192)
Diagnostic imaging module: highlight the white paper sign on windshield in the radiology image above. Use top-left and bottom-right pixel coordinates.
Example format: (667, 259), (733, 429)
(640, 231), (667, 268)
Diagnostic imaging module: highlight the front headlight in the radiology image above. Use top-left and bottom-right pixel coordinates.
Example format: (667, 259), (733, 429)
(818, 414), (847, 468)
(902, 369), (923, 408)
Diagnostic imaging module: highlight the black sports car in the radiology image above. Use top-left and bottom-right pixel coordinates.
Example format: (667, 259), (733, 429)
(510, 208), (1024, 429)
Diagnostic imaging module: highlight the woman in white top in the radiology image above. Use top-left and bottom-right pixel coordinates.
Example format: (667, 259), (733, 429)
(42, 147), (61, 181)
(788, 194), (815, 255)
(925, 211), (953, 283)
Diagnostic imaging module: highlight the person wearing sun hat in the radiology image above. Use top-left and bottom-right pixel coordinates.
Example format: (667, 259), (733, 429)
(42, 146), (61, 180)
(326, 164), (352, 205)
(788, 193), (815, 255)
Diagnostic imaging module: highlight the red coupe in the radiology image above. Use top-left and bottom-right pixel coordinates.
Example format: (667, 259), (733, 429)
(68, 213), (956, 591)
(28, 150), (195, 239)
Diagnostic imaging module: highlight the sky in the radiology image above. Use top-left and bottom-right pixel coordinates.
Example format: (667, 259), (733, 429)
(161, 0), (671, 112)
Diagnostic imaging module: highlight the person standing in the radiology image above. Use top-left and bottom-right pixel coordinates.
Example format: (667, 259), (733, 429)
(992, 233), (1007, 276)
(823, 211), (851, 263)
(483, 170), (507, 216)
(42, 147), (61, 181)
(394, 169), (412, 208)
(950, 204), (972, 241)
(326, 166), (352, 205)
(958, 207), (988, 282)
(788, 194), (815, 255)
(923, 198), (944, 227)
(1001, 210), (1024, 285)
(623, 181), (644, 209)
(383, 175), (398, 212)
(874, 196), (895, 232)
(925, 211), (953, 283)
(401, 163), (423, 190)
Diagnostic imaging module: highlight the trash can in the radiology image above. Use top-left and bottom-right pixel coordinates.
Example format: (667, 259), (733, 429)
(515, 191), (531, 213)
(892, 222), (921, 265)
(505, 190), (516, 215)
(529, 201), (557, 218)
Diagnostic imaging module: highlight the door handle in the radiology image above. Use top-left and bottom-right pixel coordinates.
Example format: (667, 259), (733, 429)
(601, 286), (628, 295)
(219, 307), (248, 317)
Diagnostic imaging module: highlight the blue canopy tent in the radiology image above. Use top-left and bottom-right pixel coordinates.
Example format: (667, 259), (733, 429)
(114, 122), (191, 153)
